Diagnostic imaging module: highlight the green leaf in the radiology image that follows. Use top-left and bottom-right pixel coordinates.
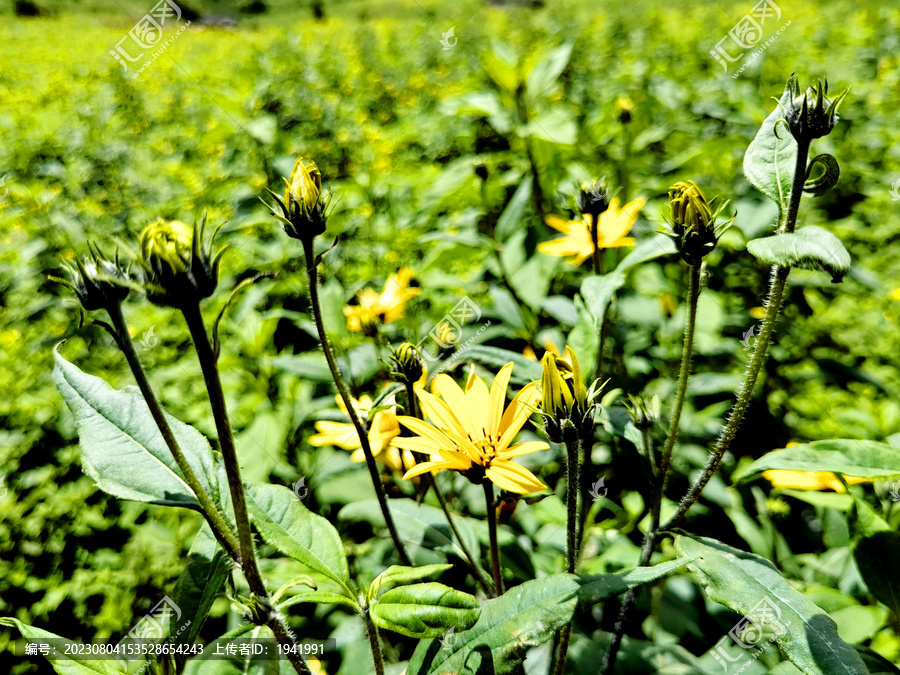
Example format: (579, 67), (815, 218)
(277, 590), (358, 610)
(52, 348), (228, 513)
(171, 523), (231, 648)
(803, 154), (841, 197)
(830, 605), (888, 644)
(744, 87), (798, 215)
(494, 177), (532, 241)
(746, 226), (851, 282)
(735, 439), (900, 482)
(525, 42), (572, 100)
(371, 583), (480, 638)
(0, 618), (121, 675)
(339, 499), (483, 572)
(408, 561), (687, 675)
(675, 536), (867, 675)
(581, 235), (677, 328)
(854, 532), (900, 617)
(370, 564), (453, 599)
(245, 483), (352, 593)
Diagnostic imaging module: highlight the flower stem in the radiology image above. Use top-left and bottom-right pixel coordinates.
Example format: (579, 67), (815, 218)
(180, 300), (309, 675)
(657, 263), (702, 486)
(483, 481), (503, 595)
(106, 303), (241, 563)
(553, 434), (582, 675)
(301, 238), (411, 566)
(361, 608), (385, 675)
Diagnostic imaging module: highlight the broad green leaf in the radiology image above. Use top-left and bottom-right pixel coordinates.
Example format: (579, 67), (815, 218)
(676, 536), (867, 675)
(746, 226), (851, 282)
(245, 483), (352, 593)
(0, 618), (120, 675)
(371, 583), (480, 638)
(581, 235), (677, 328)
(494, 177), (532, 241)
(370, 564), (453, 598)
(408, 560), (687, 675)
(52, 348), (228, 513)
(525, 42), (572, 99)
(735, 439), (900, 482)
(854, 532), (900, 617)
(171, 524), (231, 649)
(830, 605), (887, 644)
(339, 499), (483, 573)
(452, 345), (542, 384)
(744, 86), (798, 215)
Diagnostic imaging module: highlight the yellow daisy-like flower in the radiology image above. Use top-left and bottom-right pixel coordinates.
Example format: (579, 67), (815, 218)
(762, 442), (871, 492)
(537, 197), (646, 266)
(344, 268), (421, 333)
(309, 395), (414, 473)
(396, 363), (549, 494)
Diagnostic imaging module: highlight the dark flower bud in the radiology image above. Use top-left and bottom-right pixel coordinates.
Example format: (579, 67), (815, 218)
(577, 178), (609, 221)
(139, 216), (225, 308)
(390, 342), (426, 386)
(55, 245), (132, 311)
(780, 75), (849, 144)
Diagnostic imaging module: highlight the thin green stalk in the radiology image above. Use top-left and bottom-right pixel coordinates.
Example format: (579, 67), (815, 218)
(657, 263), (702, 486)
(301, 239), (411, 566)
(181, 301), (309, 675)
(590, 216), (602, 275)
(106, 302), (241, 564)
(553, 435), (581, 675)
(483, 481), (503, 595)
(404, 381), (493, 596)
(361, 608), (385, 675)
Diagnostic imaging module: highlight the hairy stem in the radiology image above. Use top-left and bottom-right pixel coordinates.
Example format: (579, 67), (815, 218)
(181, 301), (309, 674)
(657, 263), (702, 486)
(483, 481), (503, 595)
(361, 608), (385, 675)
(553, 435), (581, 675)
(301, 238), (411, 565)
(106, 303), (241, 563)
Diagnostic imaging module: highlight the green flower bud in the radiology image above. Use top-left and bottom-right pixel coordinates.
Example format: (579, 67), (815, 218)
(57, 245), (132, 311)
(390, 342), (426, 385)
(540, 347), (598, 442)
(781, 75), (849, 144)
(667, 181), (730, 266)
(270, 155), (328, 242)
(139, 215), (225, 307)
(623, 394), (660, 431)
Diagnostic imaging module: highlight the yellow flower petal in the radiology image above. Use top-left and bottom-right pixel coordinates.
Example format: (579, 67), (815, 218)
(497, 382), (540, 451)
(496, 440), (550, 461)
(486, 461), (547, 494)
(310, 421), (360, 449)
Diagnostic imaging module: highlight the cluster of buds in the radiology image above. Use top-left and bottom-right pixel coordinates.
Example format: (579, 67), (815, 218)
(540, 347), (601, 444)
(780, 75), (849, 144)
(268, 156), (328, 242)
(665, 180), (732, 266)
(389, 342), (426, 386)
(55, 245), (134, 311)
(139, 215), (226, 308)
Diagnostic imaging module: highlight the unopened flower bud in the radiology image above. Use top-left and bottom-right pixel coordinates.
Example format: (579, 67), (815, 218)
(667, 181), (729, 266)
(615, 96), (634, 124)
(271, 155), (328, 241)
(577, 178), (609, 221)
(540, 347), (598, 441)
(57, 246), (132, 311)
(624, 394), (660, 431)
(390, 342), (426, 386)
(781, 75), (849, 144)
(139, 216), (225, 307)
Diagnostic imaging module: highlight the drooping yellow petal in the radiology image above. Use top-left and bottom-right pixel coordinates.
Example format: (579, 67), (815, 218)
(310, 421), (360, 449)
(486, 460), (548, 494)
(367, 409), (400, 455)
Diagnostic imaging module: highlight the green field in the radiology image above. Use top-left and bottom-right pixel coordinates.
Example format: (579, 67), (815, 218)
(2, 0), (900, 673)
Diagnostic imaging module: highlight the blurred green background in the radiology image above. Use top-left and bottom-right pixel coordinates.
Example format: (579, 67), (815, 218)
(2, 0), (900, 672)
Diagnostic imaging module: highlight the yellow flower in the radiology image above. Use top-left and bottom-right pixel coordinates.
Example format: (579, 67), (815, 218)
(538, 197), (646, 266)
(285, 156), (322, 216)
(889, 288), (900, 301)
(763, 470), (869, 492)
(396, 363), (549, 494)
(309, 395), (414, 473)
(763, 442), (871, 492)
(344, 268), (421, 333)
